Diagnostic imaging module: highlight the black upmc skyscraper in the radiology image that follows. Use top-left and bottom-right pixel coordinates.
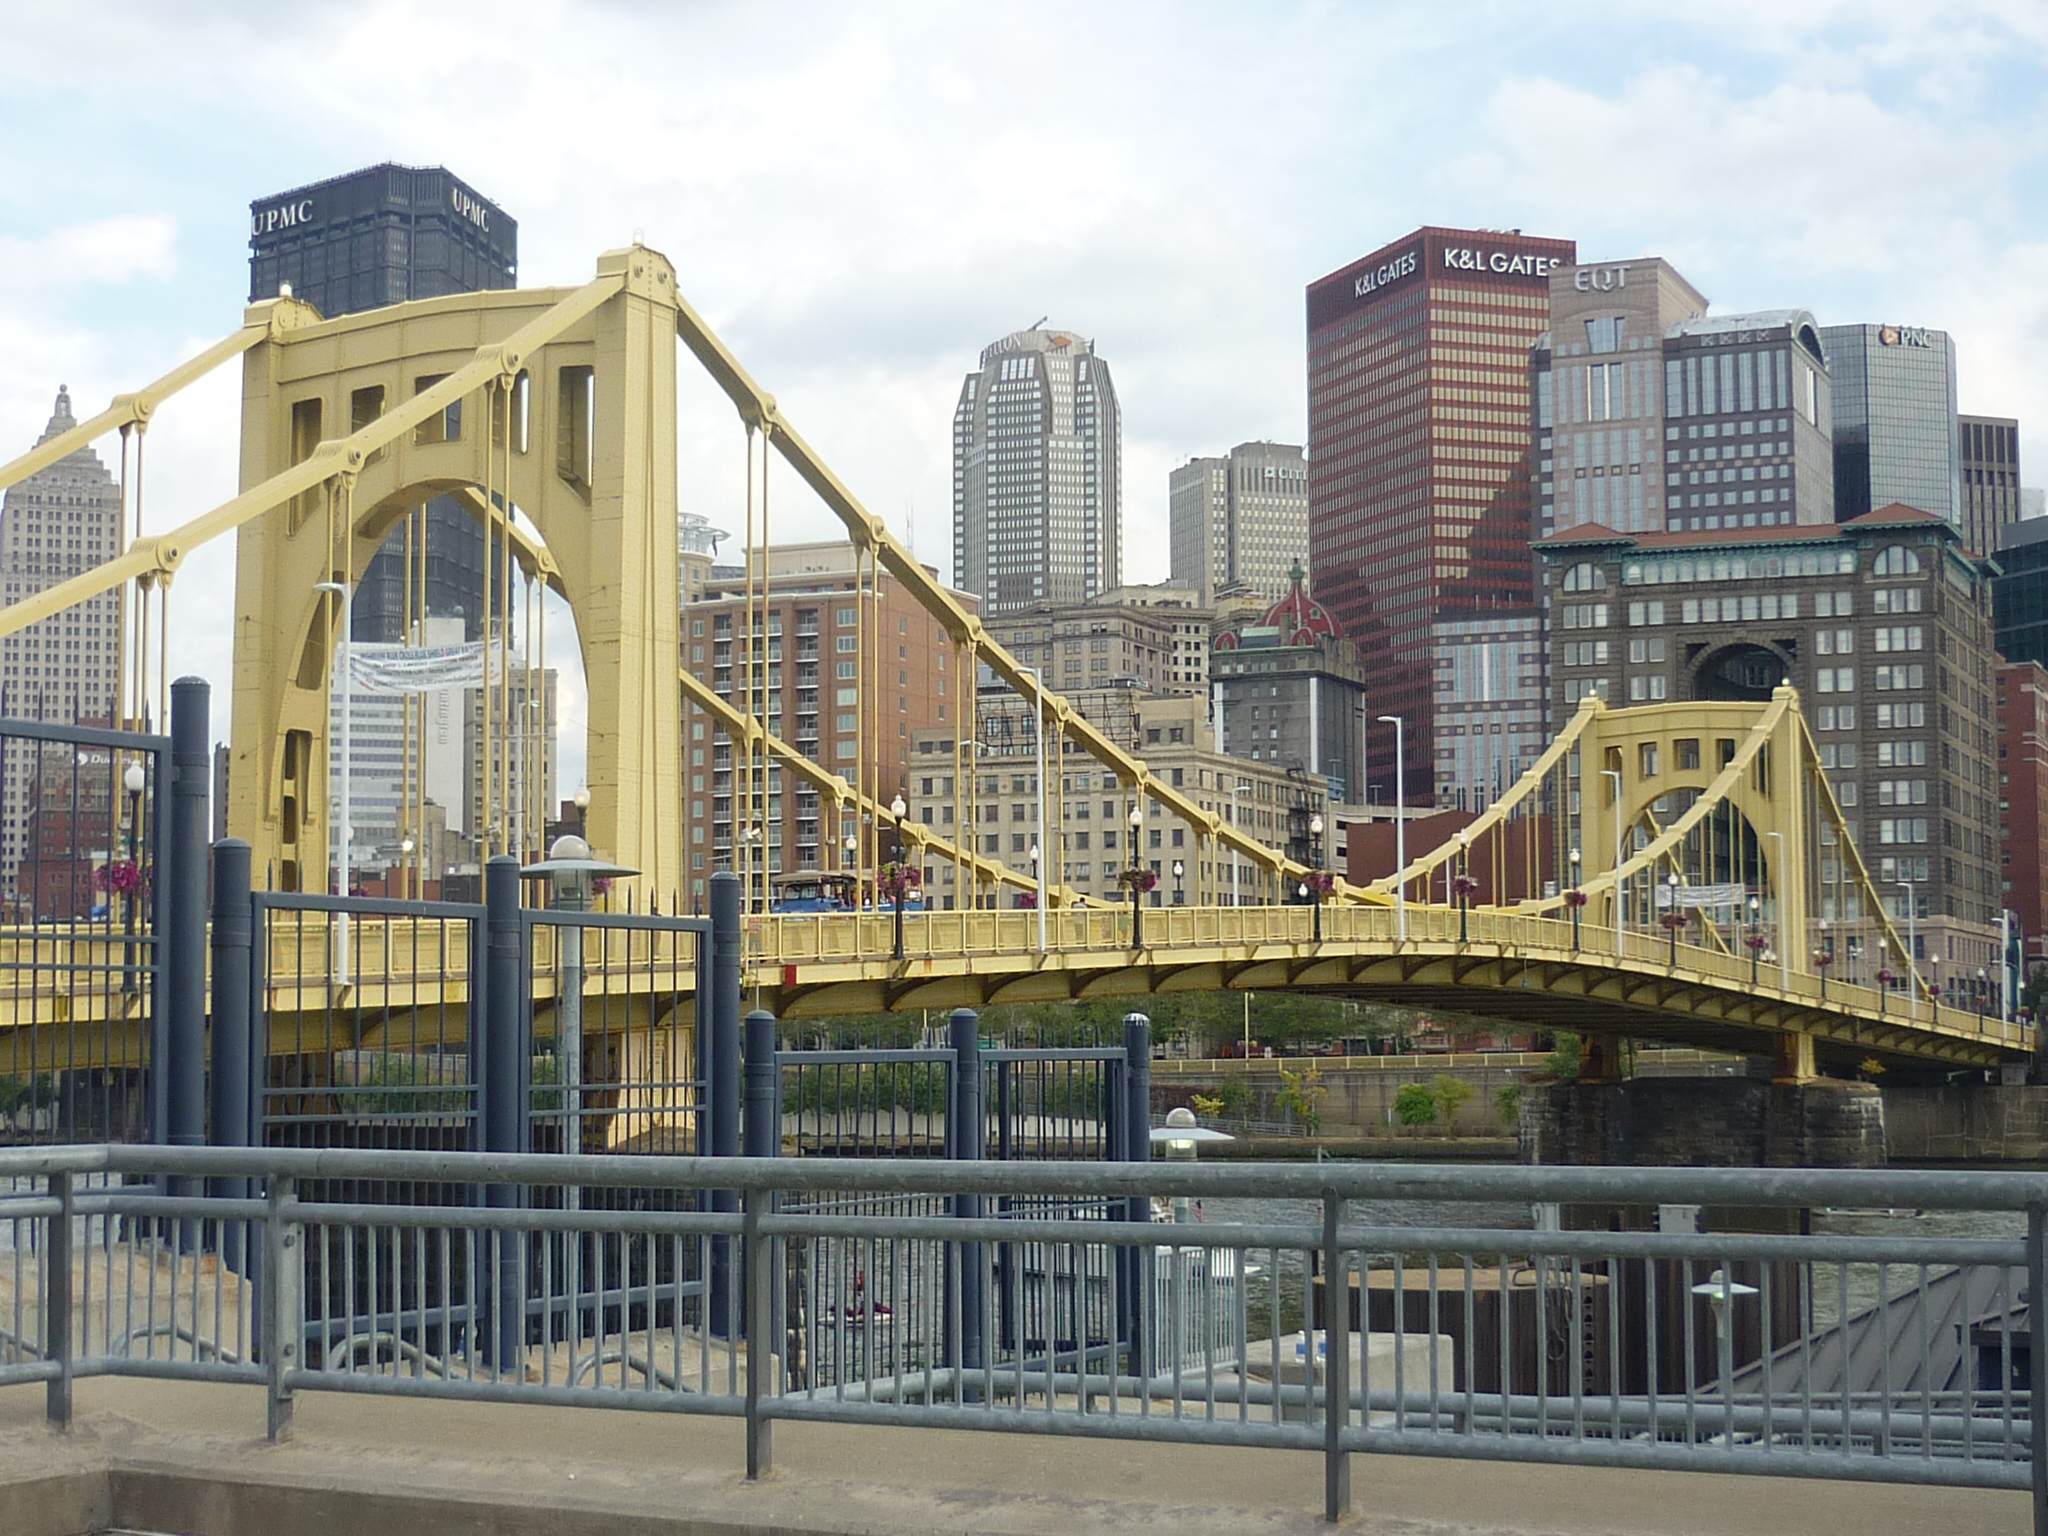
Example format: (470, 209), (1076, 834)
(248, 163), (518, 644)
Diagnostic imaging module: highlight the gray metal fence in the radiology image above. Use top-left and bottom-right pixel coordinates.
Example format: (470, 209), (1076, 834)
(1, 1144), (2044, 1527)
(0, 715), (170, 1146)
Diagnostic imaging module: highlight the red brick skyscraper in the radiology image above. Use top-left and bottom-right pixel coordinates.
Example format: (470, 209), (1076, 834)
(1306, 226), (1573, 804)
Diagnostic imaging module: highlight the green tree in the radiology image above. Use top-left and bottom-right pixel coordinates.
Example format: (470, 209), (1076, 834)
(1544, 1033), (1582, 1083)
(1494, 1083), (1522, 1129)
(1393, 1082), (1437, 1128)
(1215, 1075), (1253, 1120)
(1273, 1064), (1328, 1133)
(1432, 1074), (1475, 1131)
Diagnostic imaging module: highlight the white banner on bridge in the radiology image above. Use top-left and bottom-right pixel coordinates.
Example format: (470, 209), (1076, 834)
(347, 643), (501, 696)
(1655, 882), (1745, 911)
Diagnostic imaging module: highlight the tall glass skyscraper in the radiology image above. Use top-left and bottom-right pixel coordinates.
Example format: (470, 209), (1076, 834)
(1819, 323), (1960, 526)
(248, 163), (517, 643)
(952, 327), (1120, 614)
(1306, 225), (1574, 803)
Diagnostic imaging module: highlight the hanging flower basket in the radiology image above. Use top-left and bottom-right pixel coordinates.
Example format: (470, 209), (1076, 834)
(1304, 870), (1338, 900)
(1117, 867), (1158, 895)
(878, 862), (922, 904)
(1563, 888), (1589, 909)
(94, 859), (144, 897)
(1814, 951), (1834, 968)
(1451, 875), (1478, 901)
(1744, 933), (1769, 953)
(1876, 967), (1895, 987)
(1658, 911), (1688, 932)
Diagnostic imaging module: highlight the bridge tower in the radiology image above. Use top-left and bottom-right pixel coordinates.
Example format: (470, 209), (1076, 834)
(225, 247), (682, 897)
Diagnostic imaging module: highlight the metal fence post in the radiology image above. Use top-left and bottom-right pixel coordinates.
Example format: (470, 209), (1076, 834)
(709, 872), (742, 1338)
(2030, 1203), (2046, 1536)
(265, 1176), (301, 1443)
(744, 1183), (774, 1478)
(44, 1170), (72, 1429)
(1123, 1010), (1153, 1380)
(210, 838), (253, 1270)
(1322, 1186), (1351, 1523)
(165, 680), (209, 1175)
(483, 855), (527, 1371)
(949, 1007), (984, 1396)
(744, 1010), (779, 1160)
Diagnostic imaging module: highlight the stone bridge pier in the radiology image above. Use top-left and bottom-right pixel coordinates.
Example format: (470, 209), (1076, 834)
(1521, 1075), (1887, 1169)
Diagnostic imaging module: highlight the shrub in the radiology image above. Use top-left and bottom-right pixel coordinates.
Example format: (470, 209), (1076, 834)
(1393, 1082), (1436, 1128)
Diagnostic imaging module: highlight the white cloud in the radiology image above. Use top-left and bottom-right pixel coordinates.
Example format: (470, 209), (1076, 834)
(0, 215), (178, 291)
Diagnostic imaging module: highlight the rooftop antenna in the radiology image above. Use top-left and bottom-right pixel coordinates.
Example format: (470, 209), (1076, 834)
(1028, 316), (1048, 330)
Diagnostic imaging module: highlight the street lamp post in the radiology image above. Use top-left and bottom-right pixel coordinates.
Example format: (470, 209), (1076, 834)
(1747, 893), (1763, 985)
(572, 785), (590, 838)
(1019, 666), (1049, 951)
(1567, 847), (1584, 952)
(1229, 782), (1250, 907)
(1453, 827), (1471, 944)
(1665, 872), (1683, 967)
(1127, 803), (1146, 950)
(1311, 813), (1326, 943)
(1978, 965), (1989, 1021)
(1172, 858), (1185, 906)
(399, 835), (415, 901)
(313, 579), (353, 986)
(1897, 878), (1919, 1020)
(1377, 715), (1406, 941)
(1817, 918), (1832, 1000)
(1601, 768), (1624, 958)
(121, 760), (144, 995)
(1763, 828), (1790, 992)
(890, 792), (909, 961)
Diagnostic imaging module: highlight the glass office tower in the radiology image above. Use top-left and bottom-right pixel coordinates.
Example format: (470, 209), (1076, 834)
(1820, 323), (1960, 527)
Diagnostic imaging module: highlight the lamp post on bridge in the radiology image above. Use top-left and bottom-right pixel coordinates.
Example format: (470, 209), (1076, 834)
(1746, 893), (1764, 986)
(1123, 802), (1151, 951)
(1452, 827), (1474, 945)
(1816, 918), (1832, 1000)
(1896, 877), (1920, 1021)
(888, 792), (910, 962)
(1763, 828), (1790, 993)
(1600, 768), (1624, 958)
(1565, 847), (1585, 952)
(1377, 714), (1406, 942)
(1662, 871), (1684, 968)
(313, 579), (353, 987)
(1172, 858), (1184, 907)
(1016, 665), (1051, 950)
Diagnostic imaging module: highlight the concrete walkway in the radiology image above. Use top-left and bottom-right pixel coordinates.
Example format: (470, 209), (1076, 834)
(0, 1378), (2028, 1535)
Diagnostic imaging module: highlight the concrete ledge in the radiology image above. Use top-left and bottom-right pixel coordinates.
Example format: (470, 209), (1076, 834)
(0, 1378), (2026, 1536)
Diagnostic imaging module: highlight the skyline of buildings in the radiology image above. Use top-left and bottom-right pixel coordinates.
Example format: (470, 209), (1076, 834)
(951, 325), (1122, 616)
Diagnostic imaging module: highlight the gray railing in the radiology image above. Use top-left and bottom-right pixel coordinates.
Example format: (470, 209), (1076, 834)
(1, 1144), (2044, 1526)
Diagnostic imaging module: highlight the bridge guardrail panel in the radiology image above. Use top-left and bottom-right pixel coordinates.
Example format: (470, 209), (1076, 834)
(7, 1145), (2046, 1518)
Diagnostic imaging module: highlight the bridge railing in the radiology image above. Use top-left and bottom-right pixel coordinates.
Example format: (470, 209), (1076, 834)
(747, 901), (2030, 1054)
(2, 1144), (2044, 1524)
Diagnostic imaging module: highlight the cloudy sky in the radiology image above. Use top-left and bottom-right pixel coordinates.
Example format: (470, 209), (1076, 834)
(4, 0), (2047, 781)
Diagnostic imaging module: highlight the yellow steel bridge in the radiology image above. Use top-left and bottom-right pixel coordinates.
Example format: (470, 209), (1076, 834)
(0, 245), (2024, 1080)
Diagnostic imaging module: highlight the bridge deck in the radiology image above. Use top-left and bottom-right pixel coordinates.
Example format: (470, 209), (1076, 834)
(0, 905), (2024, 1072)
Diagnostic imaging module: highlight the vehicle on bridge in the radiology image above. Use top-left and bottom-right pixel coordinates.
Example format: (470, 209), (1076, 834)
(770, 870), (925, 915)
